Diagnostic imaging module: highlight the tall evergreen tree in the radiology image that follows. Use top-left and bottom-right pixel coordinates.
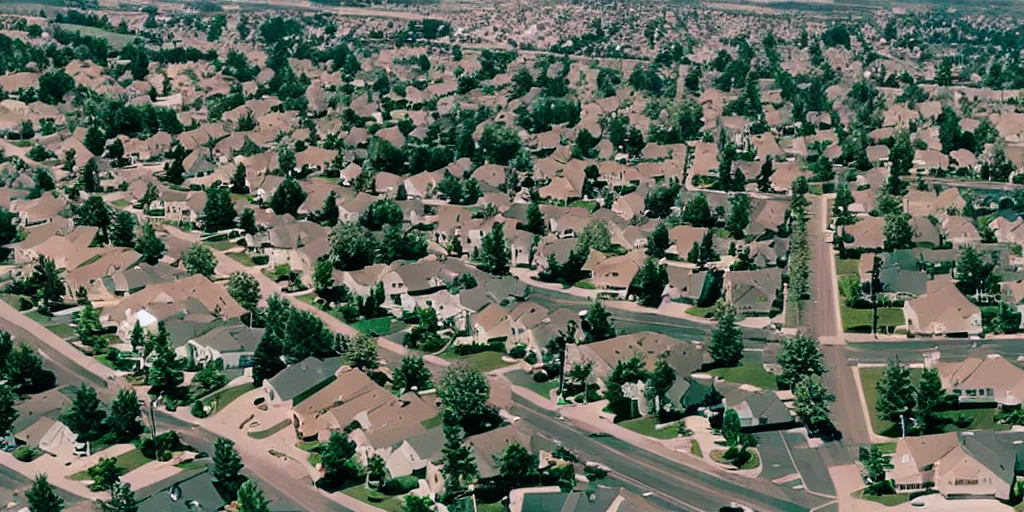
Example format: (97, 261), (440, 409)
(111, 211), (136, 248)
(203, 187), (237, 231)
(106, 389), (143, 443)
(708, 301), (743, 367)
(97, 481), (138, 512)
(876, 359), (916, 424)
(479, 223), (511, 275)
(135, 222), (166, 264)
(230, 163), (249, 194)
(26, 474), (64, 512)
(62, 384), (106, 443)
(146, 323), (183, 395)
(236, 480), (270, 512)
(213, 438), (245, 500)
(915, 368), (945, 431)
(582, 300), (615, 343)
(440, 422), (478, 497)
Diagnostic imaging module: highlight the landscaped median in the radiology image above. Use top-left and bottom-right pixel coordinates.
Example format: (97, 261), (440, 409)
(710, 447), (760, 470)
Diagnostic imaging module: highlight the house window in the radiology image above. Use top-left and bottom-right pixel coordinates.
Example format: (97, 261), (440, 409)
(954, 478), (978, 486)
(391, 294), (401, 305)
(967, 389), (977, 397)
(987, 388), (994, 396)
(953, 389), (962, 396)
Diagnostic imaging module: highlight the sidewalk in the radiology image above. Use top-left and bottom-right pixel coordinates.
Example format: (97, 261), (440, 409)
(0, 299), (118, 382)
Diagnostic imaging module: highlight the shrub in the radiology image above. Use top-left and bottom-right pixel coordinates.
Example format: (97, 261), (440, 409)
(532, 371), (550, 383)
(12, 446), (42, 462)
(191, 400), (209, 418)
(524, 350), (538, 365)
(252, 254), (269, 265)
(508, 344), (527, 359)
(452, 342), (503, 356)
(381, 475), (419, 495)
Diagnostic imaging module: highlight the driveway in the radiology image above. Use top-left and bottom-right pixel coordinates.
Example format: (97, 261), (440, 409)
(754, 431), (797, 484)
(783, 431), (836, 497)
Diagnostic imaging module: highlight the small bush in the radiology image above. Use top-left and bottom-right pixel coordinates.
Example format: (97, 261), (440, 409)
(381, 475), (419, 495)
(12, 446), (42, 462)
(452, 342), (503, 356)
(191, 400), (209, 418)
(508, 344), (527, 359)
(532, 371), (550, 383)
(524, 350), (538, 365)
(251, 254), (269, 265)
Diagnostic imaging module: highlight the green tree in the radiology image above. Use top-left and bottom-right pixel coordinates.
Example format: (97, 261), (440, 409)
(63, 384), (106, 443)
(776, 333), (826, 389)
(146, 324), (183, 395)
(313, 259), (335, 297)
(479, 223), (511, 275)
(110, 211), (136, 248)
(85, 126), (107, 156)
(495, 442), (539, 491)
(726, 194), (751, 238)
(329, 222), (378, 270)
(75, 303), (103, 348)
(236, 480), (270, 512)
(721, 408), (742, 445)
(876, 359), (916, 424)
(603, 352), (649, 419)
(392, 354), (432, 393)
(936, 57), (953, 86)
(956, 244), (998, 297)
(97, 481), (137, 512)
(89, 457), (122, 491)
(0, 207), (18, 246)
(882, 212), (913, 251)
(582, 300), (616, 343)
(240, 209), (258, 234)
(646, 222), (670, 258)
(31, 168), (55, 197)
(402, 495), (434, 512)
(681, 193), (714, 227)
(313, 190), (340, 227)
(106, 389), (143, 442)
(437, 363), (491, 427)
(79, 156), (98, 192)
(320, 430), (361, 489)
(38, 70), (75, 105)
(227, 272), (261, 321)
(213, 438), (245, 500)
(203, 187), (237, 231)
(915, 368), (945, 431)
(524, 203), (545, 235)
(341, 334), (378, 372)
(645, 352), (677, 415)
(359, 199), (403, 230)
(859, 446), (893, 485)
(135, 223), (165, 264)
(630, 259), (668, 307)
(478, 123), (523, 165)
(579, 220), (613, 253)
(251, 334), (285, 386)
(29, 255), (65, 314)
(76, 195), (112, 243)
(440, 422), (477, 496)
(792, 375), (835, 433)
(269, 177), (307, 216)
(182, 243), (216, 276)
(709, 301), (743, 367)
(0, 383), (18, 435)
(27, 474), (64, 512)
(7, 342), (56, 393)
(230, 163), (249, 194)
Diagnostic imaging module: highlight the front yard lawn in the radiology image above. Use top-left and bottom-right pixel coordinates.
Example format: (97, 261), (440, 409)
(352, 317), (393, 336)
(685, 305), (716, 318)
(440, 351), (511, 372)
(70, 448), (153, 480)
(619, 417), (680, 440)
(710, 448), (760, 470)
(504, 370), (558, 398)
(708, 361), (779, 390)
(342, 486), (403, 512)
(840, 305), (904, 333)
(227, 252), (257, 266)
(203, 383), (256, 413)
(835, 257), (860, 276)
(207, 240), (237, 251)
(852, 489), (910, 506)
(859, 367), (1008, 436)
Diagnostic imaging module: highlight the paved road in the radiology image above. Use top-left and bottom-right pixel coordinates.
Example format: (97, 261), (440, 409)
(527, 286), (775, 343)
(513, 396), (829, 512)
(155, 413), (349, 512)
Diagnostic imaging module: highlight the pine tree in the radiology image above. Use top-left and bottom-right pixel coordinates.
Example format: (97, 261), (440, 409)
(646, 222), (670, 258)
(26, 474), (64, 512)
(111, 211), (136, 248)
(479, 223), (511, 275)
(582, 300), (615, 343)
(524, 202), (545, 235)
(236, 480), (270, 512)
(135, 222), (166, 264)
(252, 334), (285, 386)
(80, 157), (100, 192)
(62, 384), (106, 442)
(203, 187), (237, 231)
(876, 359), (916, 424)
(106, 389), (143, 443)
(708, 301), (743, 367)
(440, 422), (478, 496)
(146, 323), (183, 395)
(0, 383), (17, 435)
(230, 163), (249, 194)
(392, 354), (432, 393)
(98, 482), (137, 512)
(793, 375), (835, 431)
(915, 368), (945, 431)
(213, 438), (245, 500)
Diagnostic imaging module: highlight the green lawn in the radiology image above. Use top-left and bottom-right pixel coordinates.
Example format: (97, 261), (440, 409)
(685, 305), (716, 318)
(175, 460), (208, 470)
(619, 417), (680, 440)
(477, 503), (508, 512)
(504, 370), (558, 398)
(708, 362), (779, 390)
(55, 23), (137, 49)
(859, 367), (1009, 436)
(352, 317), (393, 336)
(569, 200), (599, 212)
(47, 322), (75, 339)
(840, 305), (904, 333)
(24, 310), (50, 323)
(227, 252), (257, 266)
(421, 415), (443, 429)
(440, 351), (511, 372)
(852, 489), (910, 506)
(111, 199), (131, 209)
(690, 439), (702, 457)
(247, 419), (290, 439)
(835, 257), (860, 276)
(873, 442), (897, 454)
(342, 486), (403, 512)
(203, 383), (256, 413)
(207, 240), (237, 251)
(71, 449), (153, 480)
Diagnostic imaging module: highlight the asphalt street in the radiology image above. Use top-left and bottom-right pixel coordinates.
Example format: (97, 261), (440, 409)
(527, 286), (775, 343)
(512, 396), (830, 512)
(0, 313), (112, 397)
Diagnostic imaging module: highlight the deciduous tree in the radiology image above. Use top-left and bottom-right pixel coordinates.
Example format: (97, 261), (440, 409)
(708, 301), (743, 367)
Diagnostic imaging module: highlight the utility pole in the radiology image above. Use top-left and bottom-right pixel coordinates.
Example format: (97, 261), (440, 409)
(871, 254), (881, 338)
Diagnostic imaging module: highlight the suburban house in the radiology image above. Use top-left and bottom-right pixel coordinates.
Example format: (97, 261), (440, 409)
(105, 274), (246, 342)
(566, 332), (705, 390)
(935, 354), (1024, 406)
(887, 431), (1019, 501)
(723, 268), (783, 316)
(903, 280), (982, 337)
(263, 356), (342, 406)
(180, 324), (263, 369)
(726, 390), (794, 430)
(988, 215), (1024, 244)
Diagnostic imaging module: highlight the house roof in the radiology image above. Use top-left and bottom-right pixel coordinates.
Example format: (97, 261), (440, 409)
(138, 472), (225, 512)
(267, 356), (342, 402)
(570, 331), (704, 383)
(191, 324), (263, 353)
